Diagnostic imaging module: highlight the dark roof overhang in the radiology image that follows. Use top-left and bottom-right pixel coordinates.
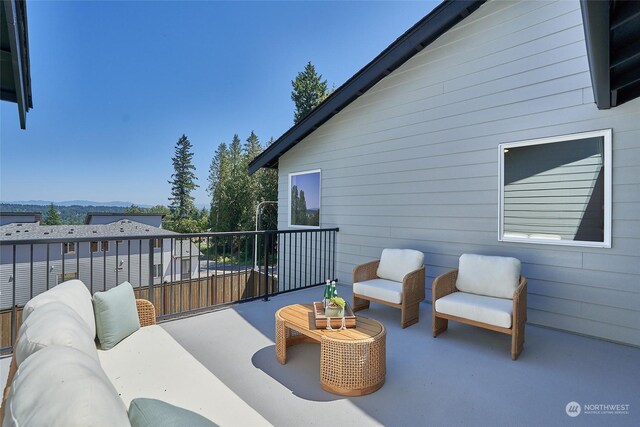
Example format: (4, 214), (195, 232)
(248, 0), (486, 174)
(581, 0), (640, 109)
(0, 0), (32, 129)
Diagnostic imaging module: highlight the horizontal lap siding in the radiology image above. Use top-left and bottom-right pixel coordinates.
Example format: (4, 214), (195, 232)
(277, 0), (640, 346)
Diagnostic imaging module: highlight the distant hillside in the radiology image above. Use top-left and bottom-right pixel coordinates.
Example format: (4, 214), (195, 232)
(5, 200), (146, 207)
(0, 203), (127, 225)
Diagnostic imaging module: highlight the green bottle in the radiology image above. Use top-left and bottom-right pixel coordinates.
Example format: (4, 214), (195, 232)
(331, 281), (337, 298)
(324, 280), (331, 308)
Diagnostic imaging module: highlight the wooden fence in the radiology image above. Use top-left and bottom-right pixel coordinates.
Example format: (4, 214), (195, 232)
(1, 269), (277, 354)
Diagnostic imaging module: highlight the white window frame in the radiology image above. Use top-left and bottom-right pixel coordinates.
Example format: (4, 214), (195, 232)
(288, 169), (321, 228)
(90, 241), (99, 253)
(153, 263), (162, 278)
(498, 129), (612, 248)
(62, 242), (76, 255)
(152, 238), (162, 250)
(100, 241), (109, 252)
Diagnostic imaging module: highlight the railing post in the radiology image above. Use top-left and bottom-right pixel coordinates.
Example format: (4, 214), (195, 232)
(148, 239), (155, 305)
(263, 231), (272, 301)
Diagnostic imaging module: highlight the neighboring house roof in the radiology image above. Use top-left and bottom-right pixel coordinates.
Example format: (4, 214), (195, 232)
(0, 220), (176, 241)
(248, 0), (486, 174)
(84, 212), (166, 224)
(0, 0), (32, 129)
(0, 211), (41, 224)
(581, 0), (640, 109)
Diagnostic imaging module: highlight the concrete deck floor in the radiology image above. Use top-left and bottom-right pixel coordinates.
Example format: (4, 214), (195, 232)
(158, 284), (639, 427)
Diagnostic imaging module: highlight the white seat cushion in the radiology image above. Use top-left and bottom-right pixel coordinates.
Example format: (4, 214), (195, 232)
(22, 279), (96, 338)
(376, 249), (424, 283)
(98, 325), (270, 427)
(456, 254), (521, 300)
(14, 301), (98, 367)
(4, 346), (129, 427)
(353, 278), (403, 304)
(435, 292), (513, 329)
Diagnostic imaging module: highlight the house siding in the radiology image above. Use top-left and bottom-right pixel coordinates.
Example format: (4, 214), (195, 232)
(276, 0), (640, 346)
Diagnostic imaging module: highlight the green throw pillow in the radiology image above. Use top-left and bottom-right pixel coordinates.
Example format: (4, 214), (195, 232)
(129, 398), (218, 427)
(92, 281), (140, 350)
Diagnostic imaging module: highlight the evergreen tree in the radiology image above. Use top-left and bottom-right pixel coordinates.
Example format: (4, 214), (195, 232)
(208, 143), (231, 231)
(43, 203), (62, 225)
(168, 134), (198, 220)
(291, 62), (329, 124)
(124, 204), (144, 214)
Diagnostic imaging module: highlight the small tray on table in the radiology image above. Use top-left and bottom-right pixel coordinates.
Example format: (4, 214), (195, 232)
(313, 301), (357, 329)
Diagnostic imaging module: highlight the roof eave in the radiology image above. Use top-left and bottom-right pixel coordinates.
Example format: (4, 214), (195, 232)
(580, 0), (611, 109)
(248, 0), (486, 175)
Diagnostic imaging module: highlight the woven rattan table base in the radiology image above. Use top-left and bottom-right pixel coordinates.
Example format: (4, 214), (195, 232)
(275, 304), (386, 396)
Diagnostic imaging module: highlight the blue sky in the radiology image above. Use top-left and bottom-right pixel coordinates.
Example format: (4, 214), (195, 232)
(0, 0), (436, 207)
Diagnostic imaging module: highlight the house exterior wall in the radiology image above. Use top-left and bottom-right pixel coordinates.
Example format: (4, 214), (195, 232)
(276, 0), (640, 346)
(0, 238), (199, 309)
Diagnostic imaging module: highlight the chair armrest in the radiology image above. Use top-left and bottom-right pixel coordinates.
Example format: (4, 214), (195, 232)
(402, 266), (426, 303)
(352, 260), (380, 283)
(136, 299), (157, 327)
(513, 276), (528, 324)
(432, 269), (459, 302)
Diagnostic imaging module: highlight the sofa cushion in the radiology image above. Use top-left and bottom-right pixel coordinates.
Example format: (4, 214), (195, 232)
(435, 292), (513, 329)
(4, 346), (129, 427)
(93, 281), (140, 350)
(353, 278), (403, 304)
(98, 325), (270, 426)
(456, 254), (521, 299)
(14, 301), (98, 367)
(22, 279), (96, 338)
(376, 249), (424, 283)
(128, 398), (218, 427)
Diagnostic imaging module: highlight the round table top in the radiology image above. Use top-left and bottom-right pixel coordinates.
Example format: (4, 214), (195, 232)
(276, 303), (385, 341)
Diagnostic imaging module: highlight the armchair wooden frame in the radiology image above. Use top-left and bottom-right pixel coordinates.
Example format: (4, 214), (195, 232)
(352, 260), (426, 328)
(432, 269), (527, 360)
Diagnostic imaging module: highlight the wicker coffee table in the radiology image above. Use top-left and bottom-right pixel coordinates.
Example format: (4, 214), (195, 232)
(275, 304), (386, 396)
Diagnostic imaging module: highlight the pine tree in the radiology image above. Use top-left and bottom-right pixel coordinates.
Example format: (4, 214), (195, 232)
(43, 203), (62, 225)
(168, 134), (198, 221)
(291, 62), (329, 124)
(208, 143), (230, 231)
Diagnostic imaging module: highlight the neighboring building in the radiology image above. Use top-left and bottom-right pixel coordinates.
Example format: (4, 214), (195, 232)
(0, 212), (41, 226)
(85, 212), (165, 228)
(0, 213), (201, 308)
(250, 1), (640, 346)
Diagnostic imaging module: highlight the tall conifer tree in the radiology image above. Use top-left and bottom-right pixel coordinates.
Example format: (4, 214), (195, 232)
(168, 134), (198, 220)
(291, 62), (329, 124)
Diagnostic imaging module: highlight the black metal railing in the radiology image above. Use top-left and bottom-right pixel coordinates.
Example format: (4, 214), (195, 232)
(0, 227), (338, 354)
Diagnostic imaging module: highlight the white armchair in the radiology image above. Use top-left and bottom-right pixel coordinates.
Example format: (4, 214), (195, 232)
(352, 249), (426, 328)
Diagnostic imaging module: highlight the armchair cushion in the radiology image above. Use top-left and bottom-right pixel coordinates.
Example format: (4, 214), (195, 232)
(376, 249), (424, 283)
(435, 292), (513, 328)
(353, 278), (403, 304)
(456, 254), (520, 299)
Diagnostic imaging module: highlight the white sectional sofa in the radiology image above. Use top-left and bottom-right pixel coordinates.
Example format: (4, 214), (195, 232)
(1, 280), (269, 426)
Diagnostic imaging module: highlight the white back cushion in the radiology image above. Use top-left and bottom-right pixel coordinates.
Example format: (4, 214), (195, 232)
(15, 301), (98, 367)
(22, 279), (96, 338)
(5, 346), (129, 427)
(376, 249), (424, 282)
(456, 254), (521, 299)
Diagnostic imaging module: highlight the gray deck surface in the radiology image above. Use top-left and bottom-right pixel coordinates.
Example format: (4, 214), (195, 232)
(160, 285), (639, 427)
